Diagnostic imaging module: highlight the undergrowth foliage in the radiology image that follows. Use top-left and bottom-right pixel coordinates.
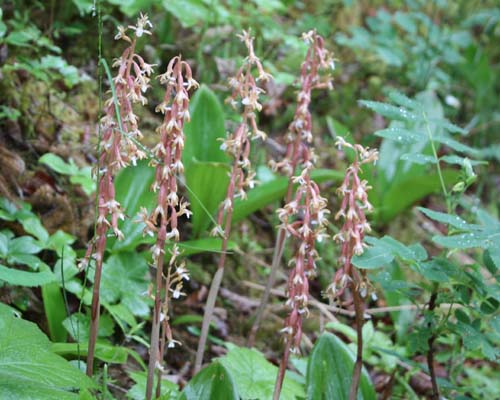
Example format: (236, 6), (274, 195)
(1, 3), (499, 400)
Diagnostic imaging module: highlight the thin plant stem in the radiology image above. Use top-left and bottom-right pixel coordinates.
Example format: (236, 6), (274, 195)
(85, 0), (103, 377)
(348, 275), (364, 400)
(87, 233), (106, 376)
(273, 339), (292, 400)
(423, 112), (451, 400)
(155, 265), (172, 399)
(194, 30), (269, 373)
(146, 232), (166, 400)
(194, 158), (238, 373)
(248, 129), (303, 347)
(248, 178), (294, 346)
(426, 290), (439, 400)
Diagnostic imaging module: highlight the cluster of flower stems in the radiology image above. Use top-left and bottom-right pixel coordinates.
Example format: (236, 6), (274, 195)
(84, 14), (378, 400)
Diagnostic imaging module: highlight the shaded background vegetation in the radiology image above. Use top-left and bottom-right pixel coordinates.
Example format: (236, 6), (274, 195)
(0, 0), (499, 399)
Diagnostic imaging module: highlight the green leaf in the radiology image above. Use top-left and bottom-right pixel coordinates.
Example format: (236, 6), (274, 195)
(23, 216), (50, 244)
(95, 252), (150, 317)
(433, 232), (491, 249)
(0, 309), (94, 399)
(378, 236), (427, 261)
(51, 342), (129, 364)
(127, 370), (180, 400)
(162, 0), (213, 27)
(483, 249), (498, 274)
(42, 282), (68, 342)
(352, 246), (394, 269)
(9, 235), (43, 256)
(374, 127), (424, 144)
(111, 160), (155, 252)
(186, 161), (230, 237)
(176, 238), (238, 256)
(430, 209), (500, 251)
(400, 153), (437, 165)
(183, 85), (228, 166)
(62, 312), (114, 343)
(377, 169), (460, 222)
(0, 264), (56, 286)
(418, 207), (479, 230)
(452, 321), (500, 361)
(306, 333), (376, 400)
(182, 85), (229, 237)
(179, 362), (239, 400)
(359, 100), (419, 122)
(219, 346), (305, 400)
(433, 136), (479, 156)
(232, 169), (343, 223)
(39, 153), (78, 176)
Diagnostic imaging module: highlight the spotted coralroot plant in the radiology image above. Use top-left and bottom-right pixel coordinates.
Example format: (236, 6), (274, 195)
(271, 31), (334, 400)
(194, 30), (271, 374)
(249, 30), (335, 346)
(327, 137), (378, 400)
(141, 56), (198, 400)
(81, 13), (154, 377)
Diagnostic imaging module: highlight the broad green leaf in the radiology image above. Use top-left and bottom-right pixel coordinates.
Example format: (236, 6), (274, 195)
(94, 252), (150, 317)
(374, 127), (424, 144)
(418, 260), (451, 282)
(0, 309), (94, 399)
(374, 91), (442, 196)
(429, 208), (500, 251)
(111, 160), (155, 252)
(22, 216), (50, 244)
(433, 136), (479, 156)
(387, 91), (421, 110)
(219, 346), (305, 400)
(378, 236), (427, 261)
(182, 85), (229, 237)
(105, 303), (137, 331)
(70, 0), (94, 15)
(42, 282), (68, 342)
(46, 230), (77, 259)
(183, 85), (228, 166)
(186, 161), (230, 237)
(451, 321), (500, 361)
(39, 153), (79, 175)
(353, 236), (427, 269)
(162, 0), (213, 28)
(176, 238), (238, 256)
(358, 100), (419, 122)
(138, 238), (238, 260)
(232, 169), (343, 223)
(376, 169), (459, 222)
(440, 155), (486, 167)
(180, 362), (239, 400)
(483, 249), (498, 274)
(352, 245), (394, 269)
(400, 153), (436, 165)
(106, 0), (156, 16)
(0, 199), (51, 242)
(62, 312), (115, 343)
(486, 247), (500, 270)
(127, 370), (180, 400)
(9, 235), (43, 256)
(51, 342), (129, 364)
(0, 264), (56, 286)
(433, 232), (494, 249)
(418, 207), (479, 230)
(306, 333), (376, 400)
